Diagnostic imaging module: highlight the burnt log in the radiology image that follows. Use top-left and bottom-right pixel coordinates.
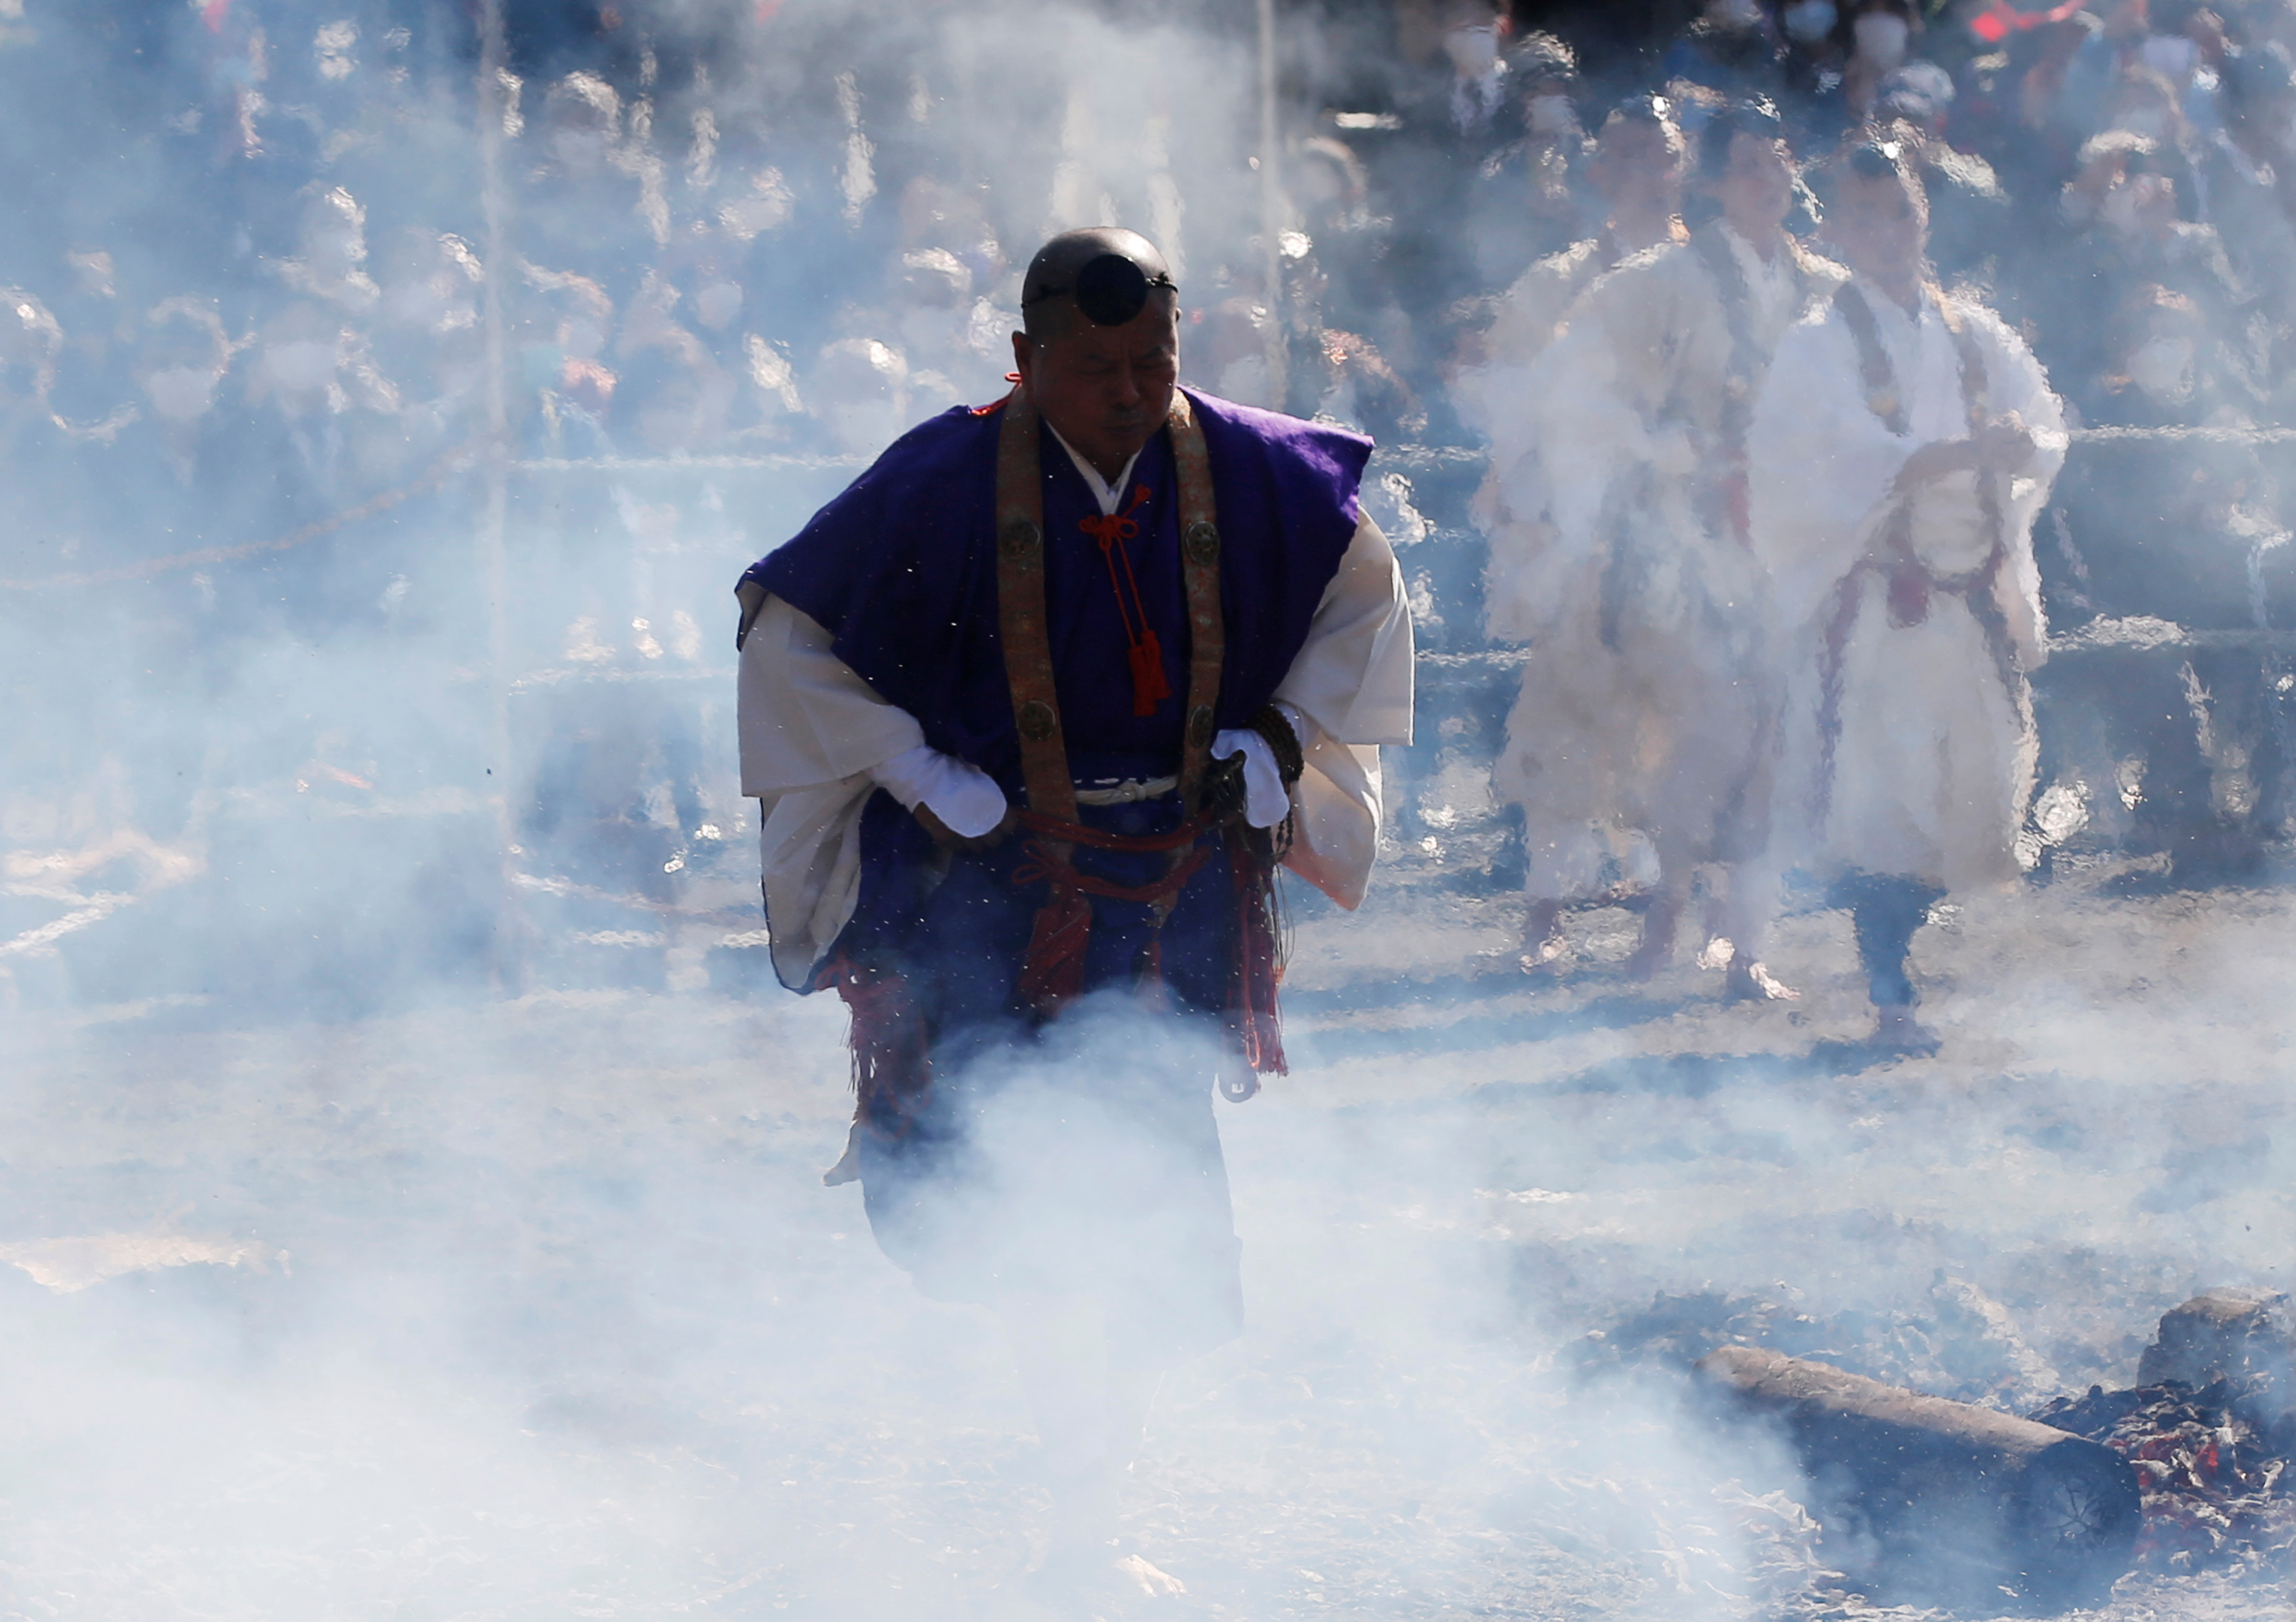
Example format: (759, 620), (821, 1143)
(2138, 1289), (2293, 1433)
(1694, 1346), (2141, 1608)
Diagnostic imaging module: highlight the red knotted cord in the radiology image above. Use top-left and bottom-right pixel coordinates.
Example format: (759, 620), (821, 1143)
(1077, 482), (1171, 717)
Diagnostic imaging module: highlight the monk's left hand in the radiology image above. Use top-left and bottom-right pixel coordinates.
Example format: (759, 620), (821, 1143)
(915, 802), (1018, 851)
(1202, 749), (1252, 825)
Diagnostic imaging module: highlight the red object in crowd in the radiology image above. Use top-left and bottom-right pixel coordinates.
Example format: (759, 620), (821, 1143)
(1968, 0), (2090, 45)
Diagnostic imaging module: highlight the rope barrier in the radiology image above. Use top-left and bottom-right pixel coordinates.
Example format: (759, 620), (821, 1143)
(0, 441), (484, 593)
(0, 425), (2288, 598)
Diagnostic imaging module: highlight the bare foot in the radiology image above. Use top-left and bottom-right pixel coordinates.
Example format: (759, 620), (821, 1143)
(821, 1123), (861, 1186)
(1872, 1005), (1940, 1053)
(1724, 959), (1799, 1002)
(1028, 1545), (1188, 1609)
(1519, 932), (1569, 974)
(1521, 900), (1567, 973)
(1113, 1552), (1187, 1598)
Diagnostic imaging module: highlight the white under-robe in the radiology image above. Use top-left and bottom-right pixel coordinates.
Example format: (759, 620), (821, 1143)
(1748, 278), (2068, 893)
(1481, 230), (1846, 897)
(736, 513), (1416, 988)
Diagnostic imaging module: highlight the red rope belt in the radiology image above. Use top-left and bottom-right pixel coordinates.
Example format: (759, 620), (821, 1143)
(1008, 807), (1214, 1013)
(1008, 805), (1287, 1076)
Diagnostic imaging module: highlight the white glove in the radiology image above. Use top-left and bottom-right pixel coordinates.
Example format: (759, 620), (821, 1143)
(870, 743), (1009, 838)
(1212, 702), (1303, 830)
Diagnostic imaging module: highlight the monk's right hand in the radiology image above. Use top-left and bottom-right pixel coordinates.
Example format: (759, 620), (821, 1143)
(1893, 413), (2034, 496)
(1973, 412), (2036, 474)
(916, 801), (1017, 852)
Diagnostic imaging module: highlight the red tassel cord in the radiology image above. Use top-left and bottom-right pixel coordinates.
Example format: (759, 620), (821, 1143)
(1229, 830), (1290, 1076)
(817, 958), (933, 1131)
(1014, 883), (1094, 1014)
(1076, 483), (1171, 717)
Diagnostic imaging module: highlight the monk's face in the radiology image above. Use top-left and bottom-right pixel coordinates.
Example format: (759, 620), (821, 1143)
(1591, 119), (1683, 222)
(1824, 167), (1928, 285)
(1013, 296), (1179, 475)
(1711, 131), (1794, 238)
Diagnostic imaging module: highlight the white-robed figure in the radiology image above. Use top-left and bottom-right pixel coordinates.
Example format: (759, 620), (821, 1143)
(1456, 92), (1689, 463)
(1461, 91), (1687, 589)
(1486, 98), (1843, 990)
(1744, 140), (2067, 1049)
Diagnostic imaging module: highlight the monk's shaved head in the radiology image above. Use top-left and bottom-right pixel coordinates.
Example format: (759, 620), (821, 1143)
(1011, 228), (1180, 482)
(1021, 227), (1177, 344)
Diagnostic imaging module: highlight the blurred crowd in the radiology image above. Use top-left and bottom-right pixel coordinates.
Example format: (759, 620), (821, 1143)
(10, 0), (2296, 947)
(13, 2), (2296, 545)
(1387, 0), (2296, 442)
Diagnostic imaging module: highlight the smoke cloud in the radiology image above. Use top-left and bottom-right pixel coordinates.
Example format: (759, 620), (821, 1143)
(0, 1), (2288, 1617)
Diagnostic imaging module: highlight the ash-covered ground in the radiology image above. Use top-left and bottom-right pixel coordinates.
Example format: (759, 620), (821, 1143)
(0, 860), (2288, 1621)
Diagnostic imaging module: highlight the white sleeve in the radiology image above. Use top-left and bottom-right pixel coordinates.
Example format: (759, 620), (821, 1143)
(1974, 310), (2068, 669)
(1271, 513), (1416, 909)
(737, 594), (924, 794)
(1274, 512), (1416, 748)
(735, 594), (931, 987)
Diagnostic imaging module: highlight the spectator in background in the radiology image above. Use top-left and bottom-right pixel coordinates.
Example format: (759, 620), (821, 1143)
(520, 274), (619, 461)
(246, 299), (402, 503)
(1421, 0), (1518, 150)
(1780, 0), (1851, 108)
(2079, 282), (2252, 423)
(1841, 0), (1930, 125)
(279, 186), (382, 318)
(1960, 9), (2098, 212)
(1378, 0), (1523, 325)
(2139, 2), (2228, 135)
(613, 334), (735, 459)
(1464, 32), (1591, 293)
(2198, 40), (2296, 358)
(1663, 0), (1788, 101)
(2103, 62), (2205, 203)
(1288, 135), (1391, 338)
(810, 335), (910, 459)
(2044, 133), (2249, 406)
(0, 289), (68, 516)
(0, 287), (63, 449)
(134, 299), (234, 488)
(520, 72), (659, 302)
(374, 227), (487, 457)
(1192, 297), (1277, 409)
(894, 174), (1008, 302)
(891, 247), (998, 393)
(1285, 257), (1427, 444)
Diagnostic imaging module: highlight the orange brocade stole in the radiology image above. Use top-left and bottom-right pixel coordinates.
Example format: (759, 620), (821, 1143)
(825, 388), (1288, 1143)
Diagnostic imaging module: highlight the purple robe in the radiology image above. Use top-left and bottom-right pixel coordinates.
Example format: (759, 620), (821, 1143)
(739, 386), (1371, 1001)
(742, 387), (1370, 793)
(738, 388), (1370, 1354)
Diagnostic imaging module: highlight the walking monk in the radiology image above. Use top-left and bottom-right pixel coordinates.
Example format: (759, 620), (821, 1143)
(732, 228), (1414, 1602)
(1746, 141), (2065, 1049)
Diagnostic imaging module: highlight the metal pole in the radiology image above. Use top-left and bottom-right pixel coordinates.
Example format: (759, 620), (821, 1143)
(1256, 0), (1288, 411)
(476, 0), (524, 993)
